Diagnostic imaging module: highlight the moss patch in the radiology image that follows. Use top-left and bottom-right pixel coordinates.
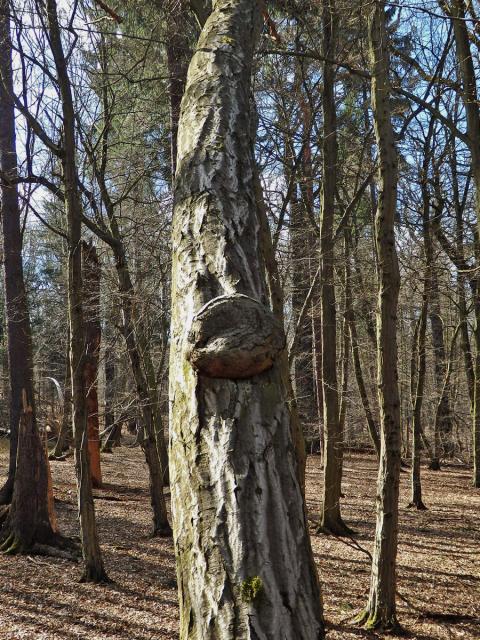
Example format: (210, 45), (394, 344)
(240, 576), (263, 603)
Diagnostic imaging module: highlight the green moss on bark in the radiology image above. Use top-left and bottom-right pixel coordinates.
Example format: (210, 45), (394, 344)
(240, 576), (263, 603)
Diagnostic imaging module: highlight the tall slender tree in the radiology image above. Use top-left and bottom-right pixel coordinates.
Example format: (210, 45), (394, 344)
(319, 0), (350, 535)
(45, 0), (108, 582)
(409, 296), (428, 510)
(83, 242), (102, 488)
(441, 0), (480, 487)
(357, 0), (402, 630)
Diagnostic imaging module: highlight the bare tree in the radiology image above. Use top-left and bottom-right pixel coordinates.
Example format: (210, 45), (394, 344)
(0, 0), (58, 552)
(45, 0), (108, 582)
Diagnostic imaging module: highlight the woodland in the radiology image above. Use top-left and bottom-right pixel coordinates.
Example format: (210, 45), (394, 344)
(0, 0), (478, 639)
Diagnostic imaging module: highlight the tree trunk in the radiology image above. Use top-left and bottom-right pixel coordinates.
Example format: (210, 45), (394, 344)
(346, 236), (381, 457)
(89, 32), (170, 486)
(170, 2), (324, 637)
(445, 0), (480, 487)
(357, 1), (402, 631)
(472, 284), (480, 488)
(102, 350), (119, 453)
(82, 242), (102, 488)
(319, 0), (349, 536)
(113, 243), (171, 535)
(421, 120), (448, 470)
(0, 0), (58, 549)
(165, 4), (189, 181)
(348, 312), (381, 456)
(45, 0), (108, 582)
(255, 174), (308, 493)
(0, 0), (22, 504)
(141, 431), (170, 537)
(99, 199), (169, 483)
(52, 339), (72, 458)
(409, 302), (428, 510)
(338, 234), (351, 476)
(1, 392), (58, 553)
(290, 187), (317, 426)
(290, 82), (318, 427)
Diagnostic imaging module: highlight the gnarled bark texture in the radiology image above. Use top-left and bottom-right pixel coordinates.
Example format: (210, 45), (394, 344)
(169, 1), (324, 638)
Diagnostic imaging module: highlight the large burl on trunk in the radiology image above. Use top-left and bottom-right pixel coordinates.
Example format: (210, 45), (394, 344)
(187, 294), (285, 379)
(169, 1), (324, 638)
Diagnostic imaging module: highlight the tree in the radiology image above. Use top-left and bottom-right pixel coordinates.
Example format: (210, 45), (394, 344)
(101, 348), (119, 453)
(0, 0), (20, 505)
(409, 295), (428, 510)
(441, 0), (480, 486)
(83, 242), (102, 488)
(44, 0), (108, 582)
(319, 0), (350, 535)
(0, 0), (58, 552)
(169, 1), (324, 637)
(356, 0), (402, 630)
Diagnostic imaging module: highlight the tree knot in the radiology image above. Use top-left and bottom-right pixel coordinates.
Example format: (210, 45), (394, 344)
(186, 294), (285, 379)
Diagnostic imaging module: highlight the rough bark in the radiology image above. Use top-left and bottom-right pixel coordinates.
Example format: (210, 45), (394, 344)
(82, 243), (102, 488)
(45, 0), (108, 582)
(357, 1), (402, 631)
(170, 2), (324, 637)
(0, 393), (58, 553)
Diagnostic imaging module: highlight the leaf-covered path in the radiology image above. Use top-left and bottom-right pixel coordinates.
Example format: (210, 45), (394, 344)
(0, 446), (478, 639)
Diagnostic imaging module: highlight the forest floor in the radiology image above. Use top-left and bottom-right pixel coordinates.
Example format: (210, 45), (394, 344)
(0, 443), (478, 639)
